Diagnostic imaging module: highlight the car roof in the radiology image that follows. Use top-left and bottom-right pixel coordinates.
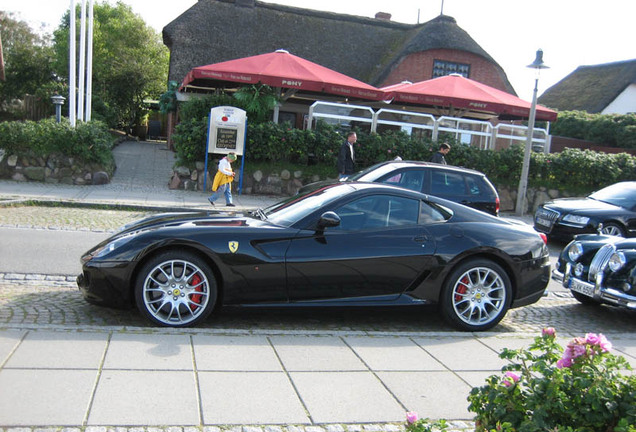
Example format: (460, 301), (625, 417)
(362, 160), (487, 176)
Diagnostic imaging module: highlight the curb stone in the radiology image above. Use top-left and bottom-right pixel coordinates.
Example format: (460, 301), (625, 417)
(0, 426), (476, 432)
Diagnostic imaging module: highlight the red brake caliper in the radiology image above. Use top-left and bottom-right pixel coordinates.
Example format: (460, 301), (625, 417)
(455, 276), (469, 302)
(189, 273), (203, 311)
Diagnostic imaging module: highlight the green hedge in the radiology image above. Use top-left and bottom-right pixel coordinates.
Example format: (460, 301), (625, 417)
(0, 118), (115, 170)
(550, 110), (636, 149)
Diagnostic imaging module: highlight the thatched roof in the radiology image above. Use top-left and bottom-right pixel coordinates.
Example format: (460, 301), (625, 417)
(538, 59), (636, 113)
(163, 0), (514, 92)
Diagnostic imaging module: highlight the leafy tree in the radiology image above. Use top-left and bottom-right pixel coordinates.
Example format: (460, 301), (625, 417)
(52, 1), (168, 131)
(0, 12), (57, 117)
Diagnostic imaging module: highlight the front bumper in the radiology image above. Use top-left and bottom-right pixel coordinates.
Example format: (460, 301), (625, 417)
(77, 261), (134, 309)
(559, 264), (636, 309)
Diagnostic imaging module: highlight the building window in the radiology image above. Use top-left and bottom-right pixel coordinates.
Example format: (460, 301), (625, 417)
(432, 60), (470, 78)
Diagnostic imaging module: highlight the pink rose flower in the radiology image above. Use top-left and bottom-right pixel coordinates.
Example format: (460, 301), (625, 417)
(585, 333), (601, 345)
(557, 357), (572, 369)
(503, 371), (520, 387)
(542, 327), (556, 337)
(406, 411), (418, 424)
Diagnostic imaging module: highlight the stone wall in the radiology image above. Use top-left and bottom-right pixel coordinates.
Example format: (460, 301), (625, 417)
(0, 150), (111, 185)
(169, 163), (330, 196)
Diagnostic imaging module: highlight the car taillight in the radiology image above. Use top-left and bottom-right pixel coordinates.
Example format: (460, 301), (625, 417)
(538, 232), (548, 245)
(495, 197), (500, 216)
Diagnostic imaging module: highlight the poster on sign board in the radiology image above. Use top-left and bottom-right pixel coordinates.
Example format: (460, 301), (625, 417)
(207, 106), (246, 156)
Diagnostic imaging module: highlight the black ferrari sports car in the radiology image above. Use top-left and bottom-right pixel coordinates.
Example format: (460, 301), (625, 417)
(77, 182), (551, 331)
(553, 233), (636, 310)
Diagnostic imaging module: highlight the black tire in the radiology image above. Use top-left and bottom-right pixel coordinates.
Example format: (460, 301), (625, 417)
(134, 251), (217, 327)
(600, 222), (625, 237)
(439, 259), (512, 331)
(571, 291), (600, 306)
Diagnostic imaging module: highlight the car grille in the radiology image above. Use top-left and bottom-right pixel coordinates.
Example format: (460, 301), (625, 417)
(588, 243), (616, 282)
(534, 207), (559, 230)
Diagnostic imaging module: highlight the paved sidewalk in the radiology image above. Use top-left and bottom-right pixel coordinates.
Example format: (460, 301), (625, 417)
(0, 140), (278, 212)
(2, 141), (633, 430)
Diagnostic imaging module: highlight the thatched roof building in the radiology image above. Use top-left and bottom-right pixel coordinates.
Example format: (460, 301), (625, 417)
(163, 0), (515, 94)
(538, 59), (636, 114)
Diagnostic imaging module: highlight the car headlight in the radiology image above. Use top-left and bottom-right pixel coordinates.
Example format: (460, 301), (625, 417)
(608, 252), (626, 272)
(562, 214), (590, 226)
(568, 242), (584, 261)
(84, 233), (136, 262)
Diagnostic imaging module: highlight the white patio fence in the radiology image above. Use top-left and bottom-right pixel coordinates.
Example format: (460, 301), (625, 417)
(306, 101), (551, 153)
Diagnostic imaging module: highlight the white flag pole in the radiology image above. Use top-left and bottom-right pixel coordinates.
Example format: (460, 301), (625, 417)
(77, 0), (86, 122)
(85, 0), (94, 121)
(69, 0), (76, 127)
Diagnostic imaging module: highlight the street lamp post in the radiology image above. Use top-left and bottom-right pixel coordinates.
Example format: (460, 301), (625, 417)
(51, 94), (66, 123)
(516, 49), (549, 216)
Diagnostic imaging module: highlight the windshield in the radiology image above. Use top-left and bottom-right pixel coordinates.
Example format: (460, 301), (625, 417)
(347, 162), (396, 181)
(263, 184), (355, 227)
(589, 182), (636, 208)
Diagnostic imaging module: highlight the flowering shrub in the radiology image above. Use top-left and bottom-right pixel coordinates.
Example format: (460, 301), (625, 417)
(468, 329), (636, 431)
(404, 411), (448, 432)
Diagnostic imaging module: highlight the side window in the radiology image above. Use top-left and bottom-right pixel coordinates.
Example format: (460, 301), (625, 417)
(465, 175), (483, 196)
(333, 195), (420, 231)
(379, 170), (425, 193)
(420, 201), (449, 224)
(431, 171), (466, 197)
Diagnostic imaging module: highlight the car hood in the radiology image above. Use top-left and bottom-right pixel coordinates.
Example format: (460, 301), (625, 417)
(543, 198), (620, 213)
(116, 211), (271, 235)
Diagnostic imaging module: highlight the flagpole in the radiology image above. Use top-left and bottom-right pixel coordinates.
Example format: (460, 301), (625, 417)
(77, 0), (87, 122)
(85, 0), (94, 121)
(69, 0), (76, 127)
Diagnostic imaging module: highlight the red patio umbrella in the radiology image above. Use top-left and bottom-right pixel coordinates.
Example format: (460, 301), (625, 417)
(383, 74), (557, 121)
(181, 49), (385, 101)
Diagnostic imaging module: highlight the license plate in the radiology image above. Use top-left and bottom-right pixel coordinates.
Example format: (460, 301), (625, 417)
(535, 217), (552, 227)
(569, 278), (594, 297)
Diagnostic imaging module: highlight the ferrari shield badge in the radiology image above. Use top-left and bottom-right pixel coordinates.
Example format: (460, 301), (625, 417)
(228, 241), (239, 253)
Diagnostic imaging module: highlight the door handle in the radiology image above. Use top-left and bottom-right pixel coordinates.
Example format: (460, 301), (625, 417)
(413, 235), (428, 243)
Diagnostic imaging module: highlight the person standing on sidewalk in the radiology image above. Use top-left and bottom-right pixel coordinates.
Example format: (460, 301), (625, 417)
(430, 142), (451, 165)
(337, 131), (357, 179)
(208, 153), (236, 207)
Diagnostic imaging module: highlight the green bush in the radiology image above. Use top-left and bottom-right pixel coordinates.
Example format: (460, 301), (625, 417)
(550, 111), (636, 149)
(0, 118), (115, 170)
(468, 329), (636, 431)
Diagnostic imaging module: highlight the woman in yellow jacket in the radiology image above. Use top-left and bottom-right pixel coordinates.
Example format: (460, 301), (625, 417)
(208, 153), (236, 207)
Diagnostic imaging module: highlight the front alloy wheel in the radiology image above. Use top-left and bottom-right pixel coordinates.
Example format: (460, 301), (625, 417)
(440, 259), (511, 331)
(135, 251), (217, 327)
(600, 222), (625, 237)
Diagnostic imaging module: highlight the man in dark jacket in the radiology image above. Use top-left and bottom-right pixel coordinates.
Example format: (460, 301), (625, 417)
(430, 142), (451, 164)
(337, 132), (357, 179)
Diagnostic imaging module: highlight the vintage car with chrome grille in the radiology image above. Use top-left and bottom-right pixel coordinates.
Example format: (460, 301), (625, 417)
(553, 233), (636, 310)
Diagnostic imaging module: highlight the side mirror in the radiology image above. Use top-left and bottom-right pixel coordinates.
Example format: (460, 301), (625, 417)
(317, 211), (341, 230)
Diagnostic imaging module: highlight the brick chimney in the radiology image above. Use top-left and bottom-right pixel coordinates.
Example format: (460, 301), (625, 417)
(375, 12), (392, 21)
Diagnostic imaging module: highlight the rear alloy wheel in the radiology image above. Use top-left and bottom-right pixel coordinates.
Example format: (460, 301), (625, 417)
(440, 259), (511, 331)
(135, 251), (217, 327)
(600, 223), (625, 237)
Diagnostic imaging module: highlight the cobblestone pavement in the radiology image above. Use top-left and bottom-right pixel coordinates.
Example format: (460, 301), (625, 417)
(0, 205), (155, 232)
(1, 274), (636, 335)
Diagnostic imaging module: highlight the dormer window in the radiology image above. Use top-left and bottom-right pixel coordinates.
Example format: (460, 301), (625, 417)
(433, 60), (470, 78)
